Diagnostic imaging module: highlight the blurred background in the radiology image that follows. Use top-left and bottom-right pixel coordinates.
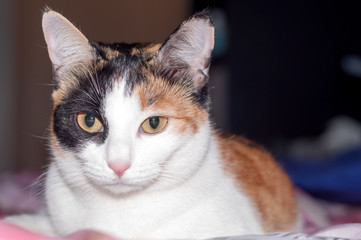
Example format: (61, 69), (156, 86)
(2, 0), (361, 203)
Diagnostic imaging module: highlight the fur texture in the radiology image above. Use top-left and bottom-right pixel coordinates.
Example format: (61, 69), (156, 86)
(5, 9), (299, 239)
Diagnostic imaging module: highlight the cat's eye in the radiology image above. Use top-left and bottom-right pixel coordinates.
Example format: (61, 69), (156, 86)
(77, 112), (103, 133)
(141, 116), (168, 134)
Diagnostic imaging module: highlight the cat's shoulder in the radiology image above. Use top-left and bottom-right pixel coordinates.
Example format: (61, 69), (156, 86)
(216, 132), (272, 164)
(215, 132), (298, 232)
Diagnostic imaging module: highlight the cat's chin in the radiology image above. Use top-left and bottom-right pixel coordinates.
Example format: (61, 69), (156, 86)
(102, 182), (144, 195)
(89, 176), (155, 195)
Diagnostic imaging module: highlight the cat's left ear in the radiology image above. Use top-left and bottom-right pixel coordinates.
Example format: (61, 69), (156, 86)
(42, 10), (94, 74)
(156, 10), (214, 90)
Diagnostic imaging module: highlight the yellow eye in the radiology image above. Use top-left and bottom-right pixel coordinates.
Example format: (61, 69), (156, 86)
(77, 112), (103, 133)
(141, 116), (168, 134)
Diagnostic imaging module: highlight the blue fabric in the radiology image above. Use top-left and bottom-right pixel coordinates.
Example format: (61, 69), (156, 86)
(278, 147), (361, 204)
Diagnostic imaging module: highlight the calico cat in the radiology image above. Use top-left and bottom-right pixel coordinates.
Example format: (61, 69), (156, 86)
(5, 9), (299, 239)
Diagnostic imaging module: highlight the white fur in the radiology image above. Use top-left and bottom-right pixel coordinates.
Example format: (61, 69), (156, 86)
(10, 78), (263, 239)
(6, 11), (267, 239)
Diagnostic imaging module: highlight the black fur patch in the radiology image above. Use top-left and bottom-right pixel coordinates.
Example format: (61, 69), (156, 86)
(53, 71), (110, 151)
(53, 42), (149, 151)
(91, 41), (150, 94)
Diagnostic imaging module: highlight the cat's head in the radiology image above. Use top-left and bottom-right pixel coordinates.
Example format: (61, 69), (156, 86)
(42, 9), (214, 194)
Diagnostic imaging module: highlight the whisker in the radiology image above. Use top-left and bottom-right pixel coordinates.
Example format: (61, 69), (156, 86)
(85, 66), (101, 97)
(73, 88), (99, 106)
(31, 135), (51, 141)
(36, 83), (58, 87)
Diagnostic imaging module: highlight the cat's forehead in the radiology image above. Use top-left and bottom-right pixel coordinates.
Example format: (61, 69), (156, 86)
(91, 42), (162, 65)
(50, 42), (160, 107)
(88, 41), (163, 95)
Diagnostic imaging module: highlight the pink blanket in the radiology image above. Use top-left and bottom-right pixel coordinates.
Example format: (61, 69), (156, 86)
(1, 170), (361, 240)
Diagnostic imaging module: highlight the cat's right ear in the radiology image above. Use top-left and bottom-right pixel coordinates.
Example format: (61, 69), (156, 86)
(155, 10), (214, 91)
(42, 10), (94, 81)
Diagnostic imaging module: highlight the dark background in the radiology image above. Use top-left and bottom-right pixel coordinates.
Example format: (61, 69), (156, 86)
(1, 0), (361, 171)
(199, 1), (361, 144)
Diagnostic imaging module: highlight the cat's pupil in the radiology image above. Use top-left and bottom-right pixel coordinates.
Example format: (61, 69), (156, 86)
(85, 113), (95, 128)
(149, 116), (160, 129)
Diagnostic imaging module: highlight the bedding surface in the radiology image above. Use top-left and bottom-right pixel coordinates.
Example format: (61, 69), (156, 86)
(1, 170), (361, 239)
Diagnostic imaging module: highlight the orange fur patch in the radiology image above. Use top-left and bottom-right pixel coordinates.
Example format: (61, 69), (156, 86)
(130, 43), (161, 60)
(135, 74), (207, 134)
(218, 134), (297, 232)
(105, 48), (121, 59)
(52, 89), (65, 110)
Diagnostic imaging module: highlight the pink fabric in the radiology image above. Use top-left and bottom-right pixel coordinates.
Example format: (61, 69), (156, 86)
(0, 170), (44, 216)
(0, 221), (121, 240)
(313, 223), (361, 239)
(1, 170), (361, 239)
(1, 221), (361, 240)
(0, 221), (49, 240)
(296, 189), (361, 234)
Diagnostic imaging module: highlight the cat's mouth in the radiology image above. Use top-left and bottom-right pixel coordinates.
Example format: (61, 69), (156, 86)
(107, 176), (154, 186)
(80, 159), (162, 194)
(92, 173), (157, 194)
(100, 179), (152, 195)
(104, 179), (137, 187)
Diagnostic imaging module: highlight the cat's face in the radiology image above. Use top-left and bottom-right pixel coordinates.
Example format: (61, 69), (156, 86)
(43, 10), (214, 194)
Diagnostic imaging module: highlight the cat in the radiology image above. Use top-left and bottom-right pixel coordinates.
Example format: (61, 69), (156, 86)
(5, 9), (300, 239)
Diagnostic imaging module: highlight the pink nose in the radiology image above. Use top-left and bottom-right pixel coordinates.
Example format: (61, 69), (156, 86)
(108, 162), (131, 177)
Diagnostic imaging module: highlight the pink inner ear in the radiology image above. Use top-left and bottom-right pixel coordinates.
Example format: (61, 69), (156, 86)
(48, 42), (65, 67)
(192, 71), (207, 90)
(156, 17), (214, 90)
(42, 11), (94, 67)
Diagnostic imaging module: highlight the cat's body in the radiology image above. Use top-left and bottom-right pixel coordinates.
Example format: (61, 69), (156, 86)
(5, 9), (299, 239)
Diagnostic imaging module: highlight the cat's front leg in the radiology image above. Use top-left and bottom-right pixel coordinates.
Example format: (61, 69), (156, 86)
(3, 210), (55, 236)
